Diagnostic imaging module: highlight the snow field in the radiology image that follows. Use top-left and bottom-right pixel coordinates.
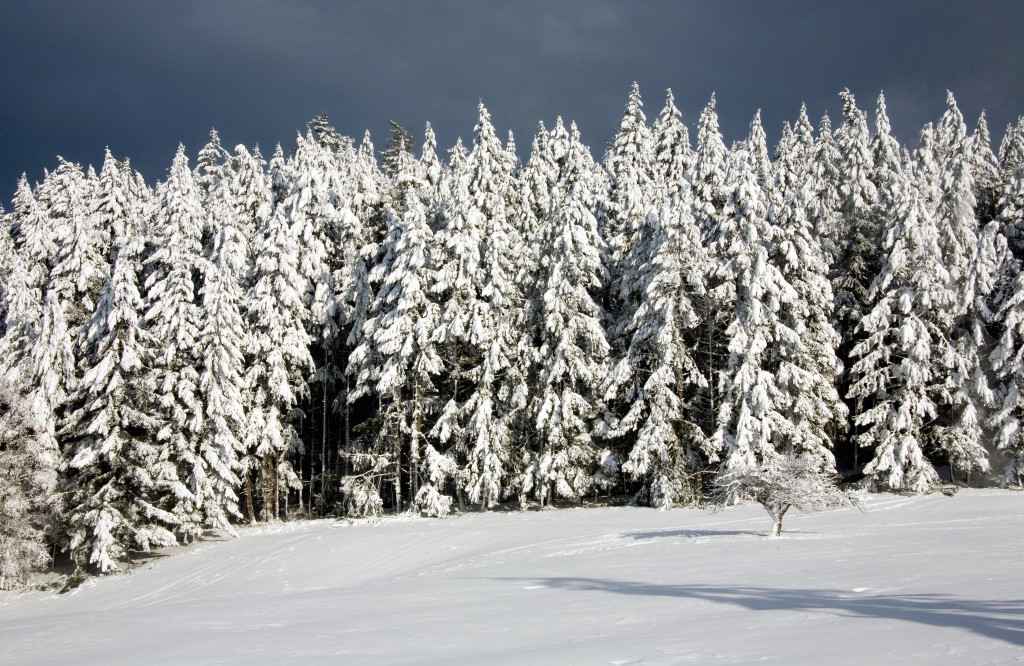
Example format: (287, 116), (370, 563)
(0, 490), (1021, 665)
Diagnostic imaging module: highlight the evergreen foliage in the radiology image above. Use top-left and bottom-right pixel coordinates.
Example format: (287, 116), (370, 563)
(2, 86), (1022, 584)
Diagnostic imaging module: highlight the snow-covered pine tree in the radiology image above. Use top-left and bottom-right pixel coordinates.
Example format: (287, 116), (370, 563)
(221, 143), (272, 519)
(0, 374), (59, 588)
(0, 218), (12, 329)
(613, 184), (710, 508)
(195, 129), (227, 238)
(970, 112), (1001, 225)
(747, 110), (776, 206)
(771, 136), (847, 472)
(22, 289), (73, 487)
(508, 121), (559, 497)
(528, 122), (610, 505)
(196, 160), (250, 531)
(831, 90), (881, 351)
(690, 94), (730, 439)
(773, 124), (799, 205)
(9, 175), (55, 300)
(462, 104), (525, 509)
(691, 94), (729, 243)
(421, 122), (443, 194)
(285, 131), (342, 344)
(47, 161), (108, 336)
(267, 143), (291, 208)
(933, 93), (996, 481)
(870, 93), (903, 221)
(351, 151), (447, 514)
(775, 105), (816, 202)
(244, 168), (314, 521)
(602, 85), (657, 430)
(339, 130), (385, 354)
(805, 114), (843, 264)
(603, 82), (656, 313)
(829, 91), (883, 464)
(141, 145), (208, 538)
(226, 144), (270, 278)
(60, 206), (178, 572)
(35, 158), (85, 255)
(710, 137), (799, 477)
(380, 120), (416, 179)
(652, 88), (694, 202)
(847, 174), (950, 492)
(988, 161), (1024, 486)
(428, 104), (524, 510)
(997, 117), (1024, 200)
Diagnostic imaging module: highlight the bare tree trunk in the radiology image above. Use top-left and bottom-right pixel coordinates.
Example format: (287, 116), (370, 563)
(245, 471), (256, 525)
(411, 379), (421, 504)
(321, 381), (328, 514)
(272, 453), (280, 521)
(393, 393), (403, 514)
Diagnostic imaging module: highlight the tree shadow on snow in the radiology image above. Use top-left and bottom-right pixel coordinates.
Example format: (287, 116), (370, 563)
(504, 577), (1024, 646)
(622, 529), (761, 540)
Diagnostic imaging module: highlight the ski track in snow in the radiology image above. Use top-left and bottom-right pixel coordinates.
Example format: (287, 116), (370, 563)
(0, 490), (1022, 665)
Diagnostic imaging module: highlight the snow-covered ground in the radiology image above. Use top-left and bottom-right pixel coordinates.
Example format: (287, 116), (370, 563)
(0, 490), (1021, 665)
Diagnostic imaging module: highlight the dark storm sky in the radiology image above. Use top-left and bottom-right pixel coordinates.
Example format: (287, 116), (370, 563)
(1, 0), (1022, 199)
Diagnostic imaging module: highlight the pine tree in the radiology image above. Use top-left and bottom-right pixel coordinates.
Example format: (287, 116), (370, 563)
(381, 120), (416, 179)
(0, 375), (58, 588)
(195, 129), (227, 241)
(196, 170), (249, 531)
(61, 211), (178, 572)
(527, 122), (610, 505)
(421, 122), (443, 193)
(970, 112), (1000, 225)
(244, 174), (314, 520)
(0, 218), (13, 329)
(690, 94), (730, 439)
(831, 90), (881, 352)
(602, 84), (655, 369)
(142, 145), (207, 537)
(848, 178), (949, 492)
(352, 156), (446, 513)
(226, 144), (270, 276)
(870, 93), (903, 218)
(771, 138), (847, 471)
(35, 158), (85, 255)
(933, 93), (996, 480)
(806, 114), (843, 264)
(988, 161), (1024, 485)
(652, 88), (694, 201)
(997, 117), (1024, 196)
(614, 187), (710, 507)
(603, 82), (655, 291)
(691, 94), (729, 243)
(9, 175), (55, 298)
(429, 104), (523, 510)
(710, 140), (799, 476)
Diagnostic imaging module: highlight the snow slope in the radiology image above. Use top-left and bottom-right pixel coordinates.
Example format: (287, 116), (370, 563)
(0, 490), (1021, 665)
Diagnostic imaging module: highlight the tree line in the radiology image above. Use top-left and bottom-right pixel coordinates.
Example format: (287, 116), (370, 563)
(2, 84), (1023, 586)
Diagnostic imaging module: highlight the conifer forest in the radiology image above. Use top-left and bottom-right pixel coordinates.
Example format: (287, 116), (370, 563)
(3, 84), (1024, 586)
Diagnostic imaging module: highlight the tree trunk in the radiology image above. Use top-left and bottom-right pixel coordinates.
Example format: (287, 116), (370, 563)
(321, 381), (328, 514)
(275, 454), (282, 521)
(771, 505), (789, 537)
(410, 379), (421, 503)
(245, 472), (256, 525)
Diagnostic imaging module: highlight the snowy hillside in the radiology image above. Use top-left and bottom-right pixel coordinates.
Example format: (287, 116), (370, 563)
(1, 490), (1021, 665)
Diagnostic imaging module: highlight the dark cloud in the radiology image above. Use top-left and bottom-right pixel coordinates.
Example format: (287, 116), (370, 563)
(1, 0), (1022, 198)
